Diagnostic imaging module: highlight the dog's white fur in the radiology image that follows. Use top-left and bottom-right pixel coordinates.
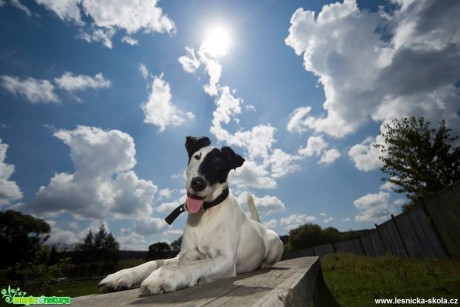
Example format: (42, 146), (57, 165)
(99, 145), (283, 295)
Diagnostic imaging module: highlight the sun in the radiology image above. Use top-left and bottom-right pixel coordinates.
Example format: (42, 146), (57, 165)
(202, 25), (232, 58)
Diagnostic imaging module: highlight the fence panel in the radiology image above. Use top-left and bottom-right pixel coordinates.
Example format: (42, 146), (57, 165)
(393, 212), (425, 258)
(313, 243), (334, 257)
(334, 239), (364, 255)
(377, 220), (408, 257)
(424, 184), (460, 258)
(360, 234), (376, 256)
(369, 230), (385, 256)
(408, 207), (448, 258)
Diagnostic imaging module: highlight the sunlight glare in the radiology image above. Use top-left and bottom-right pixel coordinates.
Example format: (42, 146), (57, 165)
(202, 25), (232, 58)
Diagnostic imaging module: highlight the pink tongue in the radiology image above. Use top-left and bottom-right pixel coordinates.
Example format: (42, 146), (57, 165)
(186, 197), (204, 213)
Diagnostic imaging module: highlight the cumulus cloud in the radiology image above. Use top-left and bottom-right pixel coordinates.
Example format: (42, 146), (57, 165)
(29, 126), (159, 224)
(285, 0), (460, 138)
(298, 136), (327, 157)
(54, 72), (111, 92)
(318, 148), (341, 165)
(280, 214), (316, 230)
(2, 72), (112, 103)
(1, 76), (59, 103)
(353, 191), (400, 223)
(234, 193), (285, 216)
(348, 135), (384, 171)
(141, 74), (194, 132)
(298, 135), (341, 165)
(178, 45), (222, 96)
(0, 139), (23, 206)
(33, 0), (176, 48)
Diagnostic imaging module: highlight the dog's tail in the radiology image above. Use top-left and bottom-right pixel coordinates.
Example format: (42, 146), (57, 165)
(247, 193), (261, 223)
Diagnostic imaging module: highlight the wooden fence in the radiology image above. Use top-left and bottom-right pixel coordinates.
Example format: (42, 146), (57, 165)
(284, 180), (460, 259)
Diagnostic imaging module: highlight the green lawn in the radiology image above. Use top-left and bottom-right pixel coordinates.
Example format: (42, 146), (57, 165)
(320, 253), (460, 306)
(49, 279), (100, 298)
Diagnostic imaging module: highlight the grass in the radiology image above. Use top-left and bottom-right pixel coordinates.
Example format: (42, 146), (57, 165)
(49, 279), (100, 298)
(320, 253), (460, 306)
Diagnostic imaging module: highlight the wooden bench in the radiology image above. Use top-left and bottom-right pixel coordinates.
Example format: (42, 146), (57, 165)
(72, 257), (319, 306)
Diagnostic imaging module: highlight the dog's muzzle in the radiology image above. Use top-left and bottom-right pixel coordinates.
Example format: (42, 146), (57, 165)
(191, 177), (206, 192)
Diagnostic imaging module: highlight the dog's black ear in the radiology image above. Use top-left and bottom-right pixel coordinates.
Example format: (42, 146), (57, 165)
(221, 146), (245, 170)
(185, 136), (211, 158)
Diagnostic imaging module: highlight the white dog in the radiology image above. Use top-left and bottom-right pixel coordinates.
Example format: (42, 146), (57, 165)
(99, 136), (283, 295)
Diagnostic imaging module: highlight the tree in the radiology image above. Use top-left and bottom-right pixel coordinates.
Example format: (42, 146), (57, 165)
(75, 225), (119, 264)
(376, 116), (460, 210)
(147, 242), (171, 260)
(0, 210), (50, 269)
(170, 236), (182, 252)
(288, 223), (324, 251)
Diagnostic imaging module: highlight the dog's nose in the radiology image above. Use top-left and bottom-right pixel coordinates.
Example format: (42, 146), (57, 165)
(191, 177), (206, 192)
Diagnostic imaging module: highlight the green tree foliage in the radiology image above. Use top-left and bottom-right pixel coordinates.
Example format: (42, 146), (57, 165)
(170, 236), (182, 252)
(147, 242), (171, 260)
(0, 210), (50, 269)
(74, 224), (119, 264)
(376, 117), (460, 210)
(287, 223), (364, 251)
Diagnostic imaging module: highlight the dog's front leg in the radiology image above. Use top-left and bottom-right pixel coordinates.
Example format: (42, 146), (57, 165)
(139, 253), (234, 295)
(99, 257), (178, 292)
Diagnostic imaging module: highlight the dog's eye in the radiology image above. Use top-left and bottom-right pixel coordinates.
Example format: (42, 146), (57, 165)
(194, 153), (201, 160)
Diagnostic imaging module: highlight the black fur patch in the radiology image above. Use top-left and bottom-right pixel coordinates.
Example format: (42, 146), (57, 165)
(185, 136), (211, 160)
(198, 147), (245, 185)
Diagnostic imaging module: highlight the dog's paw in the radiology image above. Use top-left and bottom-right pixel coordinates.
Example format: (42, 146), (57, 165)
(139, 266), (190, 296)
(98, 269), (135, 293)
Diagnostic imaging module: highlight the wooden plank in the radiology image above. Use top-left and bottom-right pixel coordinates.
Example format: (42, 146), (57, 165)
(71, 257), (319, 307)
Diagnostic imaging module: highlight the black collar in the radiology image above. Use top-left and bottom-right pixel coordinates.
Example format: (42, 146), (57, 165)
(165, 187), (229, 225)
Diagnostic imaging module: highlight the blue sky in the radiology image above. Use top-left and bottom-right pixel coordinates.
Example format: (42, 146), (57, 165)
(0, 0), (459, 250)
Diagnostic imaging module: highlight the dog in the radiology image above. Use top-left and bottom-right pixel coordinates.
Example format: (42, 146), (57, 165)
(98, 136), (284, 295)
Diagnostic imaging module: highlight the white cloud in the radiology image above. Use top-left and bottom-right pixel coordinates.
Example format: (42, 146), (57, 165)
(121, 36), (138, 46)
(318, 148), (341, 165)
(178, 46), (201, 74)
(77, 28), (115, 48)
(280, 214), (316, 230)
(268, 149), (301, 178)
(1, 75), (59, 103)
(54, 72), (111, 92)
(45, 222), (80, 247)
(34, 0), (176, 48)
(0, 139), (23, 206)
(35, 0), (83, 25)
(134, 215), (168, 236)
(117, 228), (151, 251)
(298, 135), (340, 165)
(235, 193), (285, 216)
(178, 46), (222, 96)
(264, 219), (277, 228)
(298, 136), (327, 157)
(139, 64), (149, 79)
(29, 126), (159, 222)
(323, 217), (334, 223)
(141, 74), (193, 132)
(10, 0), (31, 15)
(287, 106), (312, 134)
(353, 191), (400, 223)
(285, 0), (460, 138)
(231, 160), (277, 190)
(348, 135), (384, 171)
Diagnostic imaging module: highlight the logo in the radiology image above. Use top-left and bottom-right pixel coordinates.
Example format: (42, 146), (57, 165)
(1, 285), (71, 305)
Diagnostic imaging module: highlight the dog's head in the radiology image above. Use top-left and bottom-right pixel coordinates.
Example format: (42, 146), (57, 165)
(184, 136), (244, 212)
